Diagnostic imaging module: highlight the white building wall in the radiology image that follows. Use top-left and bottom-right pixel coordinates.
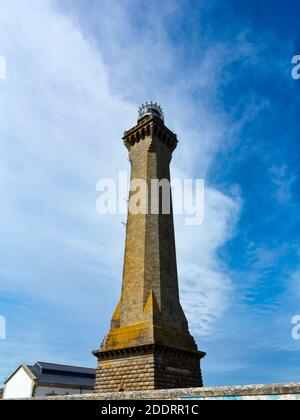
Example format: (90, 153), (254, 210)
(34, 386), (90, 397)
(3, 367), (34, 399)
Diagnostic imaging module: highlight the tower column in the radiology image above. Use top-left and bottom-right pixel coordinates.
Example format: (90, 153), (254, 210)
(93, 103), (205, 392)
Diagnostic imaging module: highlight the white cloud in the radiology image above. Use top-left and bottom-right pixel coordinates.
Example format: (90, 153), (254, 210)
(177, 185), (241, 337)
(0, 0), (250, 380)
(269, 165), (296, 204)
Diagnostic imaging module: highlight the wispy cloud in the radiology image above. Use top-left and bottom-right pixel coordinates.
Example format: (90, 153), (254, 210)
(269, 165), (297, 204)
(1, 0), (299, 387)
(0, 0), (246, 383)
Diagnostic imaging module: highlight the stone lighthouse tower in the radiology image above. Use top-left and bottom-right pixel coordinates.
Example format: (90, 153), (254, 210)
(93, 103), (205, 392)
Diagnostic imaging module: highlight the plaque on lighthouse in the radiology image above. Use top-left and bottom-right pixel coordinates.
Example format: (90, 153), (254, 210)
(93, 103), (205, 392)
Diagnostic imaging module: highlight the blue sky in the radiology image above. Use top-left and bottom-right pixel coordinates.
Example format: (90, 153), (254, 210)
(0, 0), (300, 387)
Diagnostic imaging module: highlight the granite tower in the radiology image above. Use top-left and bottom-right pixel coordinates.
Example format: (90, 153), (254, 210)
(93, 103), (205, 392)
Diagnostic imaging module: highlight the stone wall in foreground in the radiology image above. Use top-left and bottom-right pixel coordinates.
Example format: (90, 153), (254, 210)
(32, 383), (300, 400)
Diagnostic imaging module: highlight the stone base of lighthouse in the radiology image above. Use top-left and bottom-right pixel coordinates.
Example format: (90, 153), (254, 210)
(93, 345), (205, 393)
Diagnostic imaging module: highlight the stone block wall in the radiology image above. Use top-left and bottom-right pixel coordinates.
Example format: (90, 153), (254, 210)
(95, 352), (155, 393)
(94, 345), (203, 393)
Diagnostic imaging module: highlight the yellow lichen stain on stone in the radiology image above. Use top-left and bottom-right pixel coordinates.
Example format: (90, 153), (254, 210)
(144, 290), (160, 314)
(101, 322), (153, 351)
(112, 300), (121, 322)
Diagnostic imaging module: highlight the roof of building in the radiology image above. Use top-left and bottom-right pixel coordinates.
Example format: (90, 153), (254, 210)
(4, 362), (96, 389)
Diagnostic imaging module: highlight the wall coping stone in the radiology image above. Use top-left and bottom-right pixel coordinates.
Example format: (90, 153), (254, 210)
(29, 383), (300, 400)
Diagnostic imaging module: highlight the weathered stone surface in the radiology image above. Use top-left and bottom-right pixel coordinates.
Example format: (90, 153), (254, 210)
(93, 112), (205, 391)
(31, 383), (300, 400)
(94, 345), (203, 393)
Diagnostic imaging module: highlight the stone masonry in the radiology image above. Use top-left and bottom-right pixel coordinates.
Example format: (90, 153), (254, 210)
(93, 104), (205, 392)
(94, 346), (203, 393)
(33, 383), (300, 400)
